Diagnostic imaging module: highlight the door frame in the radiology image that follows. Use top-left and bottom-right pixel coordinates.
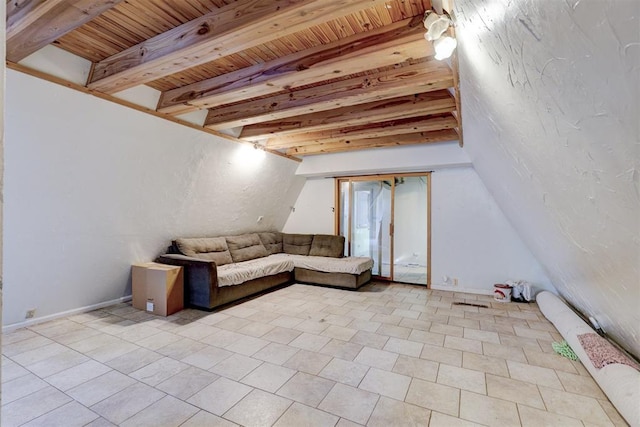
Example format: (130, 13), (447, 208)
(335, 172), (432, 287)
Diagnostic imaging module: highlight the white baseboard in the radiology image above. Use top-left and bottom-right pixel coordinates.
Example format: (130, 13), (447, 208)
(2, 295), (132, 333)
(430, 285), (493, 296)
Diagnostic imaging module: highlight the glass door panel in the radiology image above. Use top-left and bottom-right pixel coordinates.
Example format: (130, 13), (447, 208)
(393, 176), (428, 285)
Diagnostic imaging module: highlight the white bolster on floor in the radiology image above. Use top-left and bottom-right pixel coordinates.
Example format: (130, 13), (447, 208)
(537, 291), (640, 427)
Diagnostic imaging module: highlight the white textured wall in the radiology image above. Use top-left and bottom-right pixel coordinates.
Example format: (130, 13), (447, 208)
(4, 70), (304, 326)
(455, 0), (639, 356)
(284, 165), (552, 294)
(431, 168), (553, 294)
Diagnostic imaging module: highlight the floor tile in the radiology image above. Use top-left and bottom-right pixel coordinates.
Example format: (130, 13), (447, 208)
(392, 355), (438, 382)
(262, 326), (302, 344)
(408, 329), (445, 346)
(405, 378), (460, 416)
(187, 377), (253, 415)
(444, 336), (483, 354)
(349, 330), (389, 349)
(506, 360), (563, 389)
(180, 410), (238, 427)
(224, 388), (292, 426)
(45, 359), (112, 391)
(463, 328), (500, 344)
(21, 401), (99, 427)
(105, 347), (163, 374)
(555, 370), (607, 400)
(273, 402), (339, 427)
(209, 353), (263, 381)
(482, 342), (527, 363)
(383, 337), (424, 357)
(156, 365), (220, 400)
(539, 386), (612, 425)
(129, 356), (190, 386)
(2, 373), (49, 404)
(253, 342), (299, 365)
(523, 348), (578, 373)
(367, 396), (431, 427)
(318, 383), (379, 424)
(358, 368), (411, 400)
(354, 347), (398, 371)
(517, 404), (583, 427)
(181, 345), (234, 370)
(10, 342), (67, 366)
(119, 395), (199, 427)
(319, 358), (369, 386)
(90, 382), (165, 424)
(226, 335), (270, 356)
(283, 349), (332, 375)
(319, 339), (363, 361)
(67, 370), (137, 407)
(462, 352), (509, 377)
(431, 322), (464, 337)
(290, 332), (332, 352)
(2, 358), (30, 383)
(157, 337), (207, 359)
(1, 386), (73, 427)
(377, 324), (411, 339)
(486, 374), (544, 409)
(277, 371), (336, 407)
(85, 339), (139, 363)
(459, 390), (520, 426)
(428, 411), (483, 426)
(241, 362), (296, 392)
(2, 335), (54, 357)
(437, 364), (486, 394)
(420, 343), (463, 367)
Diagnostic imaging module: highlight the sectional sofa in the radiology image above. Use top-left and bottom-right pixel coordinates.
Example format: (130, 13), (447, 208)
(156, 232), (373, 310)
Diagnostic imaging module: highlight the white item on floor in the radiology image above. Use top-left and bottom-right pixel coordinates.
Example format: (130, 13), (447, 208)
(537, 291), (639, 427)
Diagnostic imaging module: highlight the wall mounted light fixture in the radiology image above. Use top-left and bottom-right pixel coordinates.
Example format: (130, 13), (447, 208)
(423, 10), (457, 60)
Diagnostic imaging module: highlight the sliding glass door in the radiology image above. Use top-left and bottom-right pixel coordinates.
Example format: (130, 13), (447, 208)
(337, 173), (431, 286)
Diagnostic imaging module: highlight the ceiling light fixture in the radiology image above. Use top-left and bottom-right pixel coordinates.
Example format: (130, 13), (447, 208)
(423, 10), (457, 60)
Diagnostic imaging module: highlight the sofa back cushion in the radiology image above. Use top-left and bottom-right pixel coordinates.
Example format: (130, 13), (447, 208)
(309, 234), (345, 258)
(175, 237), (233, 265)
(226, 233), (269, 262)
(283, 233), (313, 255)
(259, 232), (283, 255)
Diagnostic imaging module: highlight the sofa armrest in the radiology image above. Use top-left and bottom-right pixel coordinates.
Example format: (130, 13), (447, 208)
(155, 254), (219, 309)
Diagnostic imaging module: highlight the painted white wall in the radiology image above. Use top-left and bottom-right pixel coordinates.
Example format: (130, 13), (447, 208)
(283, 178), (335, 234)
(295, 141), (471, 177)
(3, 70), (304, 327)
(431, 167), (553, 294)
(455, 0), (640, 356)
(284, 166), (553, 295)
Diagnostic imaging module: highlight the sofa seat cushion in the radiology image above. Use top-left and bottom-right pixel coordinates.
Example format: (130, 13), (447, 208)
(226, 233), (269, 262)
(309, 234), (344, 258)
(217, 255), (294, 287)
(259, 232), (283, 255)
(270, 254), (373, 275)
(283, 234), (313, 255)
(175, 237), (233, 266)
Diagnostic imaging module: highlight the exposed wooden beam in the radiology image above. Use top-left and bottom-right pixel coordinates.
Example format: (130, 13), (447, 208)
(157, 17), (431, 115)
(205, 60), (454, 130)
(6, 0), (124, 62)
(240, 90), (456, 141)
(6, 61), (301, 163)
(285, 129), (459, 155)
(87, 0), (394, 94)
(267, 115), (458, 148)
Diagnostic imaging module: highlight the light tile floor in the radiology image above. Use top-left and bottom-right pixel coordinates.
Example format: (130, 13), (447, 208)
(2, 282), (627, 426)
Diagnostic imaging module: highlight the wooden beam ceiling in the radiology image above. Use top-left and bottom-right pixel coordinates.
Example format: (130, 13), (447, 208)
(267, 114), (458, 148)
(204, 60), (454, 130)
(239, 90), (456, 141)
(86, 0), (395, 93)
(6, 0), (124, 62)
(7, 0), (463, 157)
(156, 16), (431, 115)
(285, 129), (459, 155)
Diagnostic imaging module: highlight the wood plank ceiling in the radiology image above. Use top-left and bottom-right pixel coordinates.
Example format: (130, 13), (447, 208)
(6, 0), (461, 157)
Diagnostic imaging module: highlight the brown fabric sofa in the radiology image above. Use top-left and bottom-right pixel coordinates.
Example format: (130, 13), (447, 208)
(156, 232), (372, 311)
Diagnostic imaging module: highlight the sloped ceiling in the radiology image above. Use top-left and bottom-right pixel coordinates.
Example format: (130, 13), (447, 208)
(455, 0), (639, 356)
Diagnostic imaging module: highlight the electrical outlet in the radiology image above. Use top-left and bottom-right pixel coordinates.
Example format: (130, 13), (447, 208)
(26, 309), (36, 319)
(453, 278), (458, 286)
